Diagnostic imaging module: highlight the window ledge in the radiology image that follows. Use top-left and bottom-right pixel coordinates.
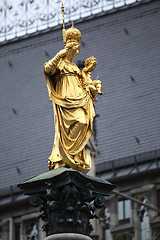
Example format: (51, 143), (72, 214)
(110, 222), (133, 233)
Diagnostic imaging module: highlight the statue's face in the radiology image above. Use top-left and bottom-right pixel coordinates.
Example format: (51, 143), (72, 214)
(87, 60), (97, 72)
(71, 43), (80, 57)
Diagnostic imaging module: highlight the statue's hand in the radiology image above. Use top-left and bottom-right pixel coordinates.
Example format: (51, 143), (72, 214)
(82, 67), (89, 73)
(92, 80), (103, 95)
(93, 80), (101, 85)
(57, 49), (67, 58)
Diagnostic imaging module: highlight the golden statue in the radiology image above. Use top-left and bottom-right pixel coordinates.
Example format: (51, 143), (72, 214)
(44, 6), (102, 174)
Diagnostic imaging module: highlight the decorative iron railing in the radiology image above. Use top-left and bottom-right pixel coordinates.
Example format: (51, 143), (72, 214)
(0, 0), (143, 43)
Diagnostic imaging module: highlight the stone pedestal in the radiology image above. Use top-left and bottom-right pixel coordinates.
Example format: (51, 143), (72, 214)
(18, 167), (115, 238)
(44, 233), (92, 240)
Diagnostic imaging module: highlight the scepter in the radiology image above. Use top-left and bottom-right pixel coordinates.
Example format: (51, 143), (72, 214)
(61, 3), (66, 47)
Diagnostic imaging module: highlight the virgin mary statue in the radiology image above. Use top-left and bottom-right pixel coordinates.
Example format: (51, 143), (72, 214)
(44, 24), (96, 174)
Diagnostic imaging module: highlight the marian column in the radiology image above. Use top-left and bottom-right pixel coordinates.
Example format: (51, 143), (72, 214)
(18, 4), (115, 240)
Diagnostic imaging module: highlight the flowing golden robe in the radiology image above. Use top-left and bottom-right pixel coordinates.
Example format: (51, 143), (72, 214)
(44, 58), (95, 173)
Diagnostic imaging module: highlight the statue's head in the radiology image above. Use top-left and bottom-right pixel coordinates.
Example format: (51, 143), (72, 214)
(66, 22), (82, 44)
(65, 22), (82, 57)
(85, 56), (97, 72)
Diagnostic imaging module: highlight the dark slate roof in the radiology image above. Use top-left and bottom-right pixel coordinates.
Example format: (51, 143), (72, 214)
(0, 0), (160, 198)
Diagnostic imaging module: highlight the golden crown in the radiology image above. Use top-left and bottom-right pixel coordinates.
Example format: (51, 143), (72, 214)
(66, 22), (82, 43)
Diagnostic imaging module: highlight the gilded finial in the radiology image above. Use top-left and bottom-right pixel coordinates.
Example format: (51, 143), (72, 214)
(61, 3), (66, 46)
(72, 21), (74, 28)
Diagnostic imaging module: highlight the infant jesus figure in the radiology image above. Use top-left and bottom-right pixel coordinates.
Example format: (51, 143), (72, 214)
(82, 56), (103, 102)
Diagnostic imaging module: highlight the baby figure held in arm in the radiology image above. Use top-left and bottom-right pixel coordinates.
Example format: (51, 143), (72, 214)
(82, 56), (103, 102)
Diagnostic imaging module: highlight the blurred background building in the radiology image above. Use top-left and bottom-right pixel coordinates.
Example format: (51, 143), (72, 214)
(0, 0), (160, 239)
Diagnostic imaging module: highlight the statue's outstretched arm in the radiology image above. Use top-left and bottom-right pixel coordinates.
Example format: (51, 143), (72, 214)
(44, 49), (67, 75)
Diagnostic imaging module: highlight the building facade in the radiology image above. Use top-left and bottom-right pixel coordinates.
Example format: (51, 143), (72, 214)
(97, 151), (160, 239)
